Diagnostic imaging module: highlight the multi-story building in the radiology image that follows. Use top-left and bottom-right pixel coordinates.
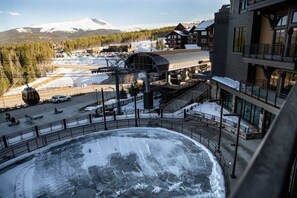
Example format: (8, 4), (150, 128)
(212, 0), (297, 135)
(165, 23), (193, 49)
(191, 21), (214, 50)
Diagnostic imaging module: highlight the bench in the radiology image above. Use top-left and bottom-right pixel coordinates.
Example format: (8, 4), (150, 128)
(54, 110), (63, 114)
(8, 120), (20, 127)
(32, 115), (44, 120)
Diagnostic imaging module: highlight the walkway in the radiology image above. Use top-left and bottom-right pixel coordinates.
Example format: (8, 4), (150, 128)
(0, 110), (262, 194)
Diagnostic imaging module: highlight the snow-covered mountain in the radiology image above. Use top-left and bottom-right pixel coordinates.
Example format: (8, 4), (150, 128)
(27, 17), (116, 33)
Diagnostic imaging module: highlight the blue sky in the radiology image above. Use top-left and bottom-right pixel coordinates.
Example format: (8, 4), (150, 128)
(0, 0), (230, 31)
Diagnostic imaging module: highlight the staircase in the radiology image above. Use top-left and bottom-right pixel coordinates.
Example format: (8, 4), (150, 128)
(162, 82), (211, 112)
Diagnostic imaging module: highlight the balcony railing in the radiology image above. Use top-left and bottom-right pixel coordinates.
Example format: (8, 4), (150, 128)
(248, 0), (266, 5)
(243, 44), (297, 62)
(231, 83), (297, 198)
(239, 80), (287, 108)
(248, 0), (287, 6)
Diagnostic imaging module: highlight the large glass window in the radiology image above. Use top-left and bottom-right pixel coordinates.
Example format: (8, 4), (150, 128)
(235, 99), (262, 127)
(220, 90), (233, 110)
(275, 29), (286, 44)
(239, 0), (247, 12)
(233, 27), (247, 52)
(277, 15), (288, 26)
(281, 72), (297, 95)
(293, 11), (297, 23)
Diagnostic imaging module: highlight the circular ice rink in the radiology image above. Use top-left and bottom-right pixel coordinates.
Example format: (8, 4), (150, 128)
(0, 127), (225, 197)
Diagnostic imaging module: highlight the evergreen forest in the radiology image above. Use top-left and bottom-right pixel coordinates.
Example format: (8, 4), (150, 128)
(0, 27), (172, 95)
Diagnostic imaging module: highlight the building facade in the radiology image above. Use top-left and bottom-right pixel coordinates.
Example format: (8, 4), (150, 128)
(212, 0), (297, 135)
(165, 23), (192, 49)
(191, 21), (215, 50)
(166, 22), (214, 50)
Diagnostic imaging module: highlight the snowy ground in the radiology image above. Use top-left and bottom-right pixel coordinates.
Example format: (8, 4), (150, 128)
(4, 68), (109, 96)
(188, 101), (249, 129)
(53, 54), (119, 66)
(0, 128), (225, 198)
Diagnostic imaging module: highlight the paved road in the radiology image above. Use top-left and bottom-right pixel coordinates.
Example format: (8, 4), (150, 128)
(0, 91), (116, 133)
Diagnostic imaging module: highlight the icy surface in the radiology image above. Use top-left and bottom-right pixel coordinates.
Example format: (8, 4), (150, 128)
(0, 128), (225, 198)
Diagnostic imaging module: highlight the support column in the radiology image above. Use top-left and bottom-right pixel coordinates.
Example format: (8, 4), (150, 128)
(166, 72), (172, 85)
(277, 71), (286, 95)
(259, 110), (266, 134)
(144, 72), (153, 109)
(232, 95), (238, 113)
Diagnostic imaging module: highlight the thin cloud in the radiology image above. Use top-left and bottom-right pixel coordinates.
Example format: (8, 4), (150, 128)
(0, 11), (21, 16)
(8, 12), (21, 16)
(160, 12), (169, 15)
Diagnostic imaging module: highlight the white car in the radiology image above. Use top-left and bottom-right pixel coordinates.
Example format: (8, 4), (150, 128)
(51, 95), (71, 103)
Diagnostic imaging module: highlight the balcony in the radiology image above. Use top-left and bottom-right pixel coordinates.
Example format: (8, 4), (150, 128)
(242, 44), (297, 70)
(247, 0), (288, 11)
(230, 83), (297, 198)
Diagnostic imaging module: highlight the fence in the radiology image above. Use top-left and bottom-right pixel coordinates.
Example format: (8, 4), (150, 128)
(0, 117), (230, 195)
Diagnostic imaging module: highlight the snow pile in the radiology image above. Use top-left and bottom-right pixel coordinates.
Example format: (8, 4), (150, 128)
(0, 128), (225, 197)
(189, 101), (249, 129)
(30, 17), (116, 33)
(131, 40), (157, 52)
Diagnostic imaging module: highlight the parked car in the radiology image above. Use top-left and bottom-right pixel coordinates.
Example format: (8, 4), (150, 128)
(50, 95), (71, 103)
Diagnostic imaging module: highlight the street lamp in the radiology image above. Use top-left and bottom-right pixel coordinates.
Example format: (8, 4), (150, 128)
(134, 86), (138, 127)
(223, 113), (241, 179)
(101, 88), (108, 130)
(209, 99), (224, 153)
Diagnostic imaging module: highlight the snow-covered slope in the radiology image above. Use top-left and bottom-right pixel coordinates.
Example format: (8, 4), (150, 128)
(29, 17), (116, 33)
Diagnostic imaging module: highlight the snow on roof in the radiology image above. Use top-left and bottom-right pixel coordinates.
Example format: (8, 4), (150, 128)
(212, 76), (241, 90)
(185, 44), (201, 49)
(195, 21), (214, 31)
(173, 30), (188, 36)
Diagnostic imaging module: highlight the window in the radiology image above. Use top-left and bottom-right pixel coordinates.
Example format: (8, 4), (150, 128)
(277, 15), (288, 26)
(201, 31), (207, 36)
(201, 38), (207, 44)
(292, 11), (297, 23)
(275, 29), (286, 44)
(233, 27), (247, 52)
(239, 0), (247, 12)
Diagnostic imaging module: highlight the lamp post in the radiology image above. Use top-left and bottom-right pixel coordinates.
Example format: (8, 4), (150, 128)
(101, 88), (107, 130)
(95, 89), (99, 105)
(134, 86), (138, 127)
(209, 99), (224, 153)
(223, 113), (241, 179)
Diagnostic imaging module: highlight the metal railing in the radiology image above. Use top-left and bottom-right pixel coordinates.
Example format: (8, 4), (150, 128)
(239, 81), (287, 108)
(230, 84), (297, 198)
(0, 117), (230, 195)
(243, 44), (297, 62)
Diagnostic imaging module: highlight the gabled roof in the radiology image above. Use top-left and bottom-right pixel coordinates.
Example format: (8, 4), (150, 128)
(195, 21), (214, 31)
